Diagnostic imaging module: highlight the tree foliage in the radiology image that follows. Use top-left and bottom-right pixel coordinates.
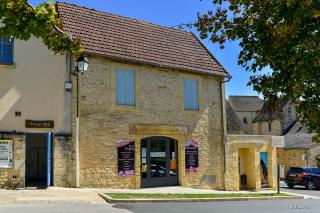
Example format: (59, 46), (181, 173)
(0, 0), (81, 53)
(194, 0), (320, 141)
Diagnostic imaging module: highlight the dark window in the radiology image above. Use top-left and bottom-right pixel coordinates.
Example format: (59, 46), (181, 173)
(0, 37), (14, 64)
(287, 107), (292, 117)
(243, 118), (248, 123)
(268, 122), (272, 132)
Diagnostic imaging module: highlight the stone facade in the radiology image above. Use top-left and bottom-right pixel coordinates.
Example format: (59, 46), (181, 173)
(281, 102), (297, 133)
(72, 56), (226, 189)
(252, 120), (282, 136)
(53, 135), (75, 187)
(234, 111), (257, 134)
(278, 146), (320, 172)
(307, 145), (320, 168)
(225, 135), (281, 191)
(0, 134), (25, 188)
(277, 149), (307, 172)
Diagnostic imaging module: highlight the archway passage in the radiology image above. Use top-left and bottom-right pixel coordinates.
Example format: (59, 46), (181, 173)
(141, 137), (178, 188)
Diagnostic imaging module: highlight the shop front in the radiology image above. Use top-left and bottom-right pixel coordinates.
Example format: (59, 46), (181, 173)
(140, 136), (178, 188)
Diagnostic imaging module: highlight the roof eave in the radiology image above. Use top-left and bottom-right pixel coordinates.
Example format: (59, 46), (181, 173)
(80, 51), (230, 78)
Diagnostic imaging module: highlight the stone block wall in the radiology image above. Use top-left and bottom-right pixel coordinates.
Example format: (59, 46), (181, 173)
(72, 56), (225, 189)
(53, 135), (75, 187)
(277, 148), (307, 172)
(0, 134), (25, 188)
(252, 120), (282, 136)
(307, 145), (320, 167)
(225, 135), (278, 191)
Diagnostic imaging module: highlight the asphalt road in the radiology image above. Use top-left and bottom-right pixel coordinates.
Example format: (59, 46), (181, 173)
(280, 181), (320, 197)
(1, 200), (318, 213)
(113, 200), (320, 213)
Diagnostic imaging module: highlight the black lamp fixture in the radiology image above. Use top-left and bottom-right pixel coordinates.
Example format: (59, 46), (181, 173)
(76, 55), (89, 75)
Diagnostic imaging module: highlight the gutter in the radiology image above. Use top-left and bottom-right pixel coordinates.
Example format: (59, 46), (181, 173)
(221, 76), (231, 189)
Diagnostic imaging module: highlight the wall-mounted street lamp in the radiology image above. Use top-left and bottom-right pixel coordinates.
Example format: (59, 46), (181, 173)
(76, 55), (89, 75)
(74, 55), (89, 188)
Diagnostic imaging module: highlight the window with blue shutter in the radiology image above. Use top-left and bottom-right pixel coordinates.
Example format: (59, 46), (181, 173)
(0, 37), (14, 65)
(184, 79), (199, 111)
(116, 69), (135, 106)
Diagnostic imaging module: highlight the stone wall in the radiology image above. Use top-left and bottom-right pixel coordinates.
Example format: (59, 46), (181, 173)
(252, 120), (282, 136)
(0, 133), (25, 188)
(307, 145), (320, 167)
(225, 135), (279, 191)
(72, 56), (225, 189)
(277, 148), (307, 172)
(234, 111), (257, 134)
(53, 135), (75, 187)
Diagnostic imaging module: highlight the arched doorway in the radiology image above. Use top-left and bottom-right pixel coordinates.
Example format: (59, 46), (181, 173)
(141, 136), (178, 188)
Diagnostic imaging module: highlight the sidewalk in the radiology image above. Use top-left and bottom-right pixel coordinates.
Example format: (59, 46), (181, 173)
(0, 187), (106, 205)
(101, 186), (276, 194)
(0, 186), (307, 205)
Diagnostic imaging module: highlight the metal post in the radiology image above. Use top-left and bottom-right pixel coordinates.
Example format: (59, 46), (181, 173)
(75, 72), (80, 188)
(277, 164), (280, 194)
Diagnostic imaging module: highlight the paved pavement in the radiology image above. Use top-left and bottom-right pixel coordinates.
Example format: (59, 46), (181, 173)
(0, 187), (107, 205)
(0, 186), (280, 205)
(0, 204), (129, 213)
(0, 185), (319, 213)
(280, 181), (320, 198)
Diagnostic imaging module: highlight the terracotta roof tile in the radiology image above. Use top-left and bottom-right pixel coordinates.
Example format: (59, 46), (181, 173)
(56, 2), (230, 77)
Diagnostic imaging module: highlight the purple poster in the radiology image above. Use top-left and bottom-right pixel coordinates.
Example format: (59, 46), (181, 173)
(117, 140), (135, 176)
(185, 140), (199, 173)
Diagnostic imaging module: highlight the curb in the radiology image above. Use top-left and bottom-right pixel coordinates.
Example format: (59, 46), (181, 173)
(99, 193), (304, 204)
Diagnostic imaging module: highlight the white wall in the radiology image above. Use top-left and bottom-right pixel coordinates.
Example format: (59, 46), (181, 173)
(0, 37), (71, 134)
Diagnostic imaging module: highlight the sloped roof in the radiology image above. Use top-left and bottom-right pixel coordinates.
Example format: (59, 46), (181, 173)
(253, 100), (287, 122)
(286, 120), (309, 134)
(226, 101), (244, 134)
(55, 2), (230, 77)
(228, 96), (263, 112)
(284, 133), (318, 149)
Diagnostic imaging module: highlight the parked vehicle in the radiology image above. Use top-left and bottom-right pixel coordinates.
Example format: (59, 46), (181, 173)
(285, 167), (320, 190)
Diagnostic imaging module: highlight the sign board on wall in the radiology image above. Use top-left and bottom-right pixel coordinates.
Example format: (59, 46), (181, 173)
(25, 120), (54, 128)
(185, 140), (199, 173)
(0, 140), (13, 168)
(117, 140), (135, 176)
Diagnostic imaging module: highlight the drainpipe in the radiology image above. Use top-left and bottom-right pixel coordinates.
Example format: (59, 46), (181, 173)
(221, 76), (231, 188)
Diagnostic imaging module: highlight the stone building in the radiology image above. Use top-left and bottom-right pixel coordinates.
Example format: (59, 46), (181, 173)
(228, 96), (263, 134)
(0, 28), (72, 188)
(56, 2), (230, 189)
(228, 96), (319, 172)
(278, 121), (319, 172)
(225, 100), (283, 191)
(1, 2), (284, 191)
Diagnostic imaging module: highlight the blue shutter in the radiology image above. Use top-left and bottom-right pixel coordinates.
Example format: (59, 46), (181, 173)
(116, 69), (135, 106)
(184, 79), (199, 111)
(0, 37), (13, 64)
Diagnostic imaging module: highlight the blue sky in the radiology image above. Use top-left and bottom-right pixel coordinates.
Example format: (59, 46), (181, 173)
(29, 0), (260, 98)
